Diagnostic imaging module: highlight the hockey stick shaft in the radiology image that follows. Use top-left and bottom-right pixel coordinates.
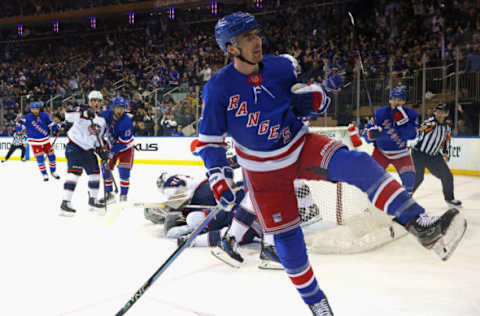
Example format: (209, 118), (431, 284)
(131, 202), (215, 209)
(115, 207), (222, 315)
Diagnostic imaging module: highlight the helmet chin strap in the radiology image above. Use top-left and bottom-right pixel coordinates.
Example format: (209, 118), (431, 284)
(233, 46), (257, 66)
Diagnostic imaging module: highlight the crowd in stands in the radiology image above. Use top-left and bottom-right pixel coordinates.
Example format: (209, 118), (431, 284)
(1, 0), (479, 136)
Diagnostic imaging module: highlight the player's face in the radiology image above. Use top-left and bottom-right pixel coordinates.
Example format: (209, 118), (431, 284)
(31, 108), (40, 116)
(236, 29), (263, 63)
(389, 98), (405, 108)
(89, 99), (101, 111)
(113, 106), (124, 118)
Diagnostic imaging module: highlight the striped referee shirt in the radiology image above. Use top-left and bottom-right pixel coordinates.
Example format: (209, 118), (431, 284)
(12, 132), (26, 146)
(414, 117), (451, 156)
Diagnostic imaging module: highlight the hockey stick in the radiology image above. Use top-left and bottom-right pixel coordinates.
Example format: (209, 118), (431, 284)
(114, 207), (222, 315)
(348, 11), (374, 115)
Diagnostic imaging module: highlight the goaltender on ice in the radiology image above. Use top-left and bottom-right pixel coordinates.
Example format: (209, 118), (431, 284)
(190, 11), (467, 315)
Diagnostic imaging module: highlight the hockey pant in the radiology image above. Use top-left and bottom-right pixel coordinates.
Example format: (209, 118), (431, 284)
(63, 142), (101, 202)
(31, 142), (56, 175)
(371, 147), (415, 194)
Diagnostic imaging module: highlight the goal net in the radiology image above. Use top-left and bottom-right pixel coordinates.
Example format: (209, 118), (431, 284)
(296, 126), (408, 254)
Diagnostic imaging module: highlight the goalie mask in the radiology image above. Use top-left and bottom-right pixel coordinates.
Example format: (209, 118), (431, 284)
(156, 172), (194, 200)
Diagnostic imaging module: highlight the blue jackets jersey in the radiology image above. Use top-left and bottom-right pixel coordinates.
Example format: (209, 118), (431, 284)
(196, 55), (307, 172)
(20, 112), (55, 145)
(363, 105), (418, 157)
(102, 110), (134, 154)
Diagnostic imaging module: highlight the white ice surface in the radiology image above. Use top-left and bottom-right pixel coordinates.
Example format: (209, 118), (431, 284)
(0, 160), (479, 316)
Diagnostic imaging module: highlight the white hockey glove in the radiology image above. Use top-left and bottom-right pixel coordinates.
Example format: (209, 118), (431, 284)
(207, 166), (245, 211)
(290, 83), (331, 118)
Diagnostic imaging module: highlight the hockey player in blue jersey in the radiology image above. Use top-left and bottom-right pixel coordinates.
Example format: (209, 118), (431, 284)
(362, 87), (418, 193)
(195, 12), (466, 315)
(101, 96), (134, 203)
(60, 90), (107, 216)
(20, 101), (60, 181)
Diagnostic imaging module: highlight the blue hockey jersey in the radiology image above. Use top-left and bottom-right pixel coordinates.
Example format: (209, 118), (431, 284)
(363, 105), (418, 158)
(102, 110), (134, 154)
(20, 112), (55, 145)
(196, 55), (309, 172)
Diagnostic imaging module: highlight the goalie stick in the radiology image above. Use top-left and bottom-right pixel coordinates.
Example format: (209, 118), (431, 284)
(114, 207), (222, 315)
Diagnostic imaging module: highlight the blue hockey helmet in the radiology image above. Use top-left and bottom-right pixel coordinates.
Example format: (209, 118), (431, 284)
(30, 101), (44, 109)
(215, 11), (260, 53)
(389, 87), (406, 100)
(111, 96), (127, 108)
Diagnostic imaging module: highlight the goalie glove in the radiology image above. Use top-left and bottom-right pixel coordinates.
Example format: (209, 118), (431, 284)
(207, 166), (245, 211)
(290, 83), (331, 118)
(392, 106), (409, 126)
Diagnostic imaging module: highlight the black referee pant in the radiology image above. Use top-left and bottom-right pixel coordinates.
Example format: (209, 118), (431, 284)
(4, 144), (26, 161)
(412, 149), (454, 201)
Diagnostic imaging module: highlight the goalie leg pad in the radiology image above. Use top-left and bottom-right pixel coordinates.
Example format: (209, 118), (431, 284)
(164, 211), (186, 235)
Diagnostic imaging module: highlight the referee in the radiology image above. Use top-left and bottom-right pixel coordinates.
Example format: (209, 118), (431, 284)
(412, 103), (461, 207)
(1, 126), (27, 163)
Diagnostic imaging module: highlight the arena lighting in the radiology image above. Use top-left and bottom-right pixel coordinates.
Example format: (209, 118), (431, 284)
(211, 1), (218, 15)
(90, 16), (96, 29)
(128, 12), (135, 24)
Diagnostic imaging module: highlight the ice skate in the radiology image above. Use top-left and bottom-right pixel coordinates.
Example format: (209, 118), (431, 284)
(60, 200), (76, 217)
(309, 297), (334, 316)
(144, 208), (166, 224)
(446, 199), (462, 208)
(1, 160), (5, 163)
(99, 192), (116, 205)
(177, 235), (188, 246)
(51, 171), (60, 180)
(211, 233), (243, 268)
(42, 174), (49, 182)
(406, 208), (467, 261)
(258, 242), (283, 270)
(88, 195), (106, 211)
(119, 195), (127, 202)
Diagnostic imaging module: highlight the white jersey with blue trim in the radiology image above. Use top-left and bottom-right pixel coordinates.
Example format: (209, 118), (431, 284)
(196, 54), (306, 172)
(65, 110), (107, 151)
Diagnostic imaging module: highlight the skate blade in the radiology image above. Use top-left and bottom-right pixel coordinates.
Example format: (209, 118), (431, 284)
(211, 250), (242, 269)
(59, 210), (75, 217)
(258, 260), (284, 270)
(434, 212), (467, 261)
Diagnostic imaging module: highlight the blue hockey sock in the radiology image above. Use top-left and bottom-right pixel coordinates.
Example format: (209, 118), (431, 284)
(47, 153), (56, 173)
(399, 170), (415, 194)
(36, 155), (47, 175)
(274, 227), (325, 305)
(103, 168), (113, 193)
(328, 149), (424, 225)
(119, 167), (130, 196)
(229, 205), (257, 242)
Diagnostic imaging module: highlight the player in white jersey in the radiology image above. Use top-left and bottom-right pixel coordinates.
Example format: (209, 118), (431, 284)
(60, 90), (107, 215)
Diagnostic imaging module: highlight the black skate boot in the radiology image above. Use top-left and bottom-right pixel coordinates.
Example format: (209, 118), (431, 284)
(258, 242), (283, 270)
(51, 171), (60, 180)
(99, 192), (116, 205)
(405, 208), (467, 261)
(177, 235), (188, 246)
(211, 233), (243, 268)
(42, 174), (49, 182)
(445, 199), (462, 208)
(60, 200), (76, 217)
(309, 297), (334, 316)
(119, 195), (127, 202)
(88, 196), (106, 210)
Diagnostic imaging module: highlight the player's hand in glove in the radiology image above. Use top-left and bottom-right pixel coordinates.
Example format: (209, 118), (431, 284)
(207, 166), (245, 211)
(290, 82), (331, 118)
(98, 149), (112, 164)
(81, 107), (95, 120)
(392, 106), (409, 126)
(366, 125), (382, 141)
(50, 123), (59, 133)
